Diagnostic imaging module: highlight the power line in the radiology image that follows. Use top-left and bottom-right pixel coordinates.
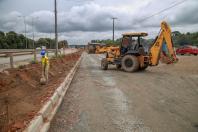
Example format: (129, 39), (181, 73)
(138, 0), (188, 23)
(65, 0), (94, 3)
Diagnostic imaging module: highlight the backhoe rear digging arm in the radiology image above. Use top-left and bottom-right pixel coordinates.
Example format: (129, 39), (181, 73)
(149, 21), (178, 66)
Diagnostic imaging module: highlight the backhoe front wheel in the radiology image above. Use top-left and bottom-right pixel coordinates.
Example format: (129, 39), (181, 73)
(101, 58), (108, 70)
(116, 64), (121, 69)
(121, 55), (139, 72)
(139, 64), (148, 71)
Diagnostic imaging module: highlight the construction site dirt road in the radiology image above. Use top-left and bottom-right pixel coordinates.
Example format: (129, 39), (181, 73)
(50, 53), (198, 132)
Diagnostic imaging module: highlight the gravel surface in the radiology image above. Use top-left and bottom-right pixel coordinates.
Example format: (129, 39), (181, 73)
(49, 53), (198, 132)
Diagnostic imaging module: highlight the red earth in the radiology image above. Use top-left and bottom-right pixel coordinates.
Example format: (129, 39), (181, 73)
(0, 51), (82, 132)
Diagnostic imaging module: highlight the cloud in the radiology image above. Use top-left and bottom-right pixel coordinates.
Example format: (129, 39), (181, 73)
(0, 11), (22, 31)
(29, 3), (136, 33)
(32, 0), (198, 33)
(0, 0), (198, 42)
(169, 0), (198, 25)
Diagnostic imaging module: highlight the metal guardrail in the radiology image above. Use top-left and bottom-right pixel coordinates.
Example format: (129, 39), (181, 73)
(0, 49), (56, 52)
(0, 49), (56, 56)
(0, 49), (57, 69)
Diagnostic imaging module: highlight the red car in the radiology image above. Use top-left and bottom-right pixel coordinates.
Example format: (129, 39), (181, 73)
(176, 45), (198, 56)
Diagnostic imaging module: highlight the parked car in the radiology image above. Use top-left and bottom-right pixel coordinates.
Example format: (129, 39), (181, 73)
(176, 45), (198, 56)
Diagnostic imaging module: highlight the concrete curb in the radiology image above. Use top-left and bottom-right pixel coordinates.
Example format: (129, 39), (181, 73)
(23, 53), (83, 132)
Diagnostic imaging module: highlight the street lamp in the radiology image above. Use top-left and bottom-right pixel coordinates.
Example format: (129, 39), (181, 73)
(18, 16), (27, 49)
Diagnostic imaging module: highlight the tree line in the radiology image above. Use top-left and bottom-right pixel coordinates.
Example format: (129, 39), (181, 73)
(1, 31), (197, 49)
(0, 31), (68, 49)
(91, 31), (198, 47)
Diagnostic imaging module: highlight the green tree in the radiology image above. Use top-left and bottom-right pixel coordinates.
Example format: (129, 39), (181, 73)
(17, 34), (25, 48)
(172, 31), (181, 36)
(58, 40), (68, 48)
(36, 38), (49, 48)
(6, 31), (18, 49)
(0, 31), (6, 48)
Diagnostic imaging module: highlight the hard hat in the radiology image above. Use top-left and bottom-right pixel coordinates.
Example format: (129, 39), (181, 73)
(40, 50), (46, 56)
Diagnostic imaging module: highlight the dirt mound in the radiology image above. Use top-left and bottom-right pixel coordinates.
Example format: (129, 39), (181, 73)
(0, 51), (82, 131)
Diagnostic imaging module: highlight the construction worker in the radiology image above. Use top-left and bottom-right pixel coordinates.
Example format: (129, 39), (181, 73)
(40, 49), (49, 84)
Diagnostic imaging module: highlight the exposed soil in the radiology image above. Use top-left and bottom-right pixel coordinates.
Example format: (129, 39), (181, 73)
(0, 51), (82, 132)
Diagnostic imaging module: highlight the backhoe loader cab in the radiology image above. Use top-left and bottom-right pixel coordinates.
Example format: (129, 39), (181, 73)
(101, 32), (150, 72)
(120, 32), (148, 56)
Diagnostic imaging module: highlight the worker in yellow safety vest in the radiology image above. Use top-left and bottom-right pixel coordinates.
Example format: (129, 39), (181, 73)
(40, 49), (49, 84)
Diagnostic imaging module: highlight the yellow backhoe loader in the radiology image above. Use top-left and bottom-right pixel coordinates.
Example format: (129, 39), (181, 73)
(101, 21), (178, 72)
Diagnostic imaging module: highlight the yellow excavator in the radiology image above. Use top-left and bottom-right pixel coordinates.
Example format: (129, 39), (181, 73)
(101, 21), (178, 72)
(95, 45), (119, 54)
(95, 45), (108, 54)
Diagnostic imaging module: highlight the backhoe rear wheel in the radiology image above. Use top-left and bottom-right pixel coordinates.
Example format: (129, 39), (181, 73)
(121, 55), (139, 72)
(101, 58), (108, 70)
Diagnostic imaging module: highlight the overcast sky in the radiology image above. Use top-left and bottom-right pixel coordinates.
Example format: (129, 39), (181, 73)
(0, 0), (198, 44)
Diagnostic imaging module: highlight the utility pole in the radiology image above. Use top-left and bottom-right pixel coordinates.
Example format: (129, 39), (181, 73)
(24, 17), (27, 49)
(49, 32), (52, 49)
(54, 0), (58, 57)
(31, 17), (39, 49)
(20, 16), (27, 49)
(32, 18), (35, 49)
(112, 17), (117, 42)
(32, 17), (36, 62)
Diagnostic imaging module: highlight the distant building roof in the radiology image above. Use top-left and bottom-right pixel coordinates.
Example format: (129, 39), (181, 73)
(88, 43), (106, 46)
(89, 43), (101, 45)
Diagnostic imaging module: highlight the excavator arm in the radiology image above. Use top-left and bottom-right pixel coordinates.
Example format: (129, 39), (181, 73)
(149, 21), (178, 66)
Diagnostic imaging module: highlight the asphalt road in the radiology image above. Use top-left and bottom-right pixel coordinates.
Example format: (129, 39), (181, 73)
(49, 53), (198, 132)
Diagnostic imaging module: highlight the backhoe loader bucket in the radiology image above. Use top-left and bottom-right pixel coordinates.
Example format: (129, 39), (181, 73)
(161, 43), (178, 64)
